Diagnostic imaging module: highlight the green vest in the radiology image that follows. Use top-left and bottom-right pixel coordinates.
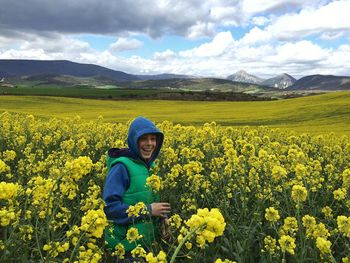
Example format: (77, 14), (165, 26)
(104, 156), (160, 252)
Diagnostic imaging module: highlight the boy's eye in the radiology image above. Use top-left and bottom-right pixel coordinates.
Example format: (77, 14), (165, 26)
(140, 135), (157, 142)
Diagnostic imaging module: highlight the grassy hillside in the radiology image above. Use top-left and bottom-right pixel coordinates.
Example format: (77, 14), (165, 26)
(0, 92), (349, 135)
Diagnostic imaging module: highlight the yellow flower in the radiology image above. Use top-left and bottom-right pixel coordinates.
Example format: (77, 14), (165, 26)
(279, 217), (298, 236)
(333, 188), (347, 200)
(311, 223), (330, 239)
(271, 165), (287, 181)
(0, 159), (9, 173)
(80, 209), (108, 238)
(126, 202), (148, 217)
(342, 169), (350, 189)
(185, 208), (226, 248)
(169, 214), (182, 229)
(316, 237), (332, 255)
(321, 206), (333, 218)
(343, 257), (350, 263)
(0, 182), (20, 200)
(263, 235), (279, 255)
(337, 216), (350, 237)
(145, 251), (167, 263)
(278, 235), (296, 255)
(215, 259), (236, 263)
(265, 207), (280, 222)
(185, 241), (192, 250)
(146, 174), (161, 192)
(113, 243), (125, 259)
(126, 227), (143, 243)
(131, 245), (146, 258)
(291, 184), (308, 202)
(302, 215), (316, 228)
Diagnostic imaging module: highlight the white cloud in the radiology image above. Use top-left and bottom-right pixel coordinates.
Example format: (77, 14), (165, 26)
(267, 1), (350, 40)
(186, 22), (216, 39)
(0, 48), (51, 60)
(1, 1), (350, 79)
(109, 38), (143, 52)
(19, 36), (91, 54)
(251, 16), (270, 26)
(239, 27), (272, 45)
(210, 6), (240, 26)
(320, 31), (344, 40)
(180, 31), (235, 58)
(241, 0), (322, 15)
(153, 49), (177, 60)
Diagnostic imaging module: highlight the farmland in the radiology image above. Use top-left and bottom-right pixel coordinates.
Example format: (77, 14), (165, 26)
(0, 91), (349, 135)
(1, 112), (349, 262)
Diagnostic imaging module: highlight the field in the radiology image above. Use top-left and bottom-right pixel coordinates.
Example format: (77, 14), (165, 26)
(1, 113), (350, 262)
(0, 92), (350, 262)
(0, 91), (350, 135)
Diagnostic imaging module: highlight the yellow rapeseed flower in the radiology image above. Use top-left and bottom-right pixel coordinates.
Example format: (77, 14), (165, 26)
(131, 245), (146, 259)
(291, 185), (308, 202)
(333, 188), (347, 200)
(265, 207), (280, 222)
(263, 235), (279, 255)
(0, 182), (20, 200)
(126, 202), (147, 217)
(113, 243), (125, 259)
(278, 235), (296, 255)
(80, 209), (108, 238)
(126, 227), (143, 243)
(145, 251), (167, 263)
(146, 174), (161, 192)
(337, 216), (350, 237)
(316, 237), (332, 255)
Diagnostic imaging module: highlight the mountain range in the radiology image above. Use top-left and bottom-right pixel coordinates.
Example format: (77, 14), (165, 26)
(1, 59), (350, 91)
(227, 70), (296, 89)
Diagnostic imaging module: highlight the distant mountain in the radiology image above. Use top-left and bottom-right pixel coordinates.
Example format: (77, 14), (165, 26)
(227, 70), (297, 89)
(0, 59), (139, 82)
(136, 73), (193, 80)
(262, 73), (296, 89)
(288, 75), (350, 90)
(227, 70), (264, 84)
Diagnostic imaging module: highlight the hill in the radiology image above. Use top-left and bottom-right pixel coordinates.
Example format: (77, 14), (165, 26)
(262, 73), (296, 89)
(289, 75), (350, 90)
(227, 70), (297, 89)
(0, 59), (139, 81)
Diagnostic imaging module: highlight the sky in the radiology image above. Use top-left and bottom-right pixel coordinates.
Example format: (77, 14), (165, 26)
(1, 0), (350, 79)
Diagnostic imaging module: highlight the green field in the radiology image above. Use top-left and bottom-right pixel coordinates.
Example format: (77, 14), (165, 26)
(0, 92), (349, 136)
(0, 86), (163, 98)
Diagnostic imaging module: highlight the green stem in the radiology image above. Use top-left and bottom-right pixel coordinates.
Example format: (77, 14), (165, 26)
(35, 217), (45, 262)
(68, 231), (86, 263)
(169, 225), (203, 263)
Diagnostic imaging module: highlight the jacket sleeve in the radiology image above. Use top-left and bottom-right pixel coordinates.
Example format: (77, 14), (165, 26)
(103, 163), (152, 225)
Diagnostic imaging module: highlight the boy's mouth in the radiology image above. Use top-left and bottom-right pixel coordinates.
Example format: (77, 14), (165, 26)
(140, 148), (154, 155)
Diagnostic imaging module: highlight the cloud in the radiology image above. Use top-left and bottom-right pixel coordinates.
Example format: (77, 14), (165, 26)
(153, 49), (177, 60)
(251, 16), (270, 26)
(266, 1), (350, 40)
(239, 27), (272, 45)
(179, 31), (235, 58)
(0, 0), (218, 39)
(109, 38), (142, 52)
(241, 0), (323, 15)
(1, 0), (350, 79)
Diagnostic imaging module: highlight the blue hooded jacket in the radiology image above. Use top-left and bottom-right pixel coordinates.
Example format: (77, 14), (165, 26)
(103, 117), (164, 224)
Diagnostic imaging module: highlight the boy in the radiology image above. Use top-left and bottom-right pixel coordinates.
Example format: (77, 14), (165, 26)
(103, 116), (171, 254)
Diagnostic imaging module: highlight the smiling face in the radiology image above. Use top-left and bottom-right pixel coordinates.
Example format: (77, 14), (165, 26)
(138, 134), (157, 161)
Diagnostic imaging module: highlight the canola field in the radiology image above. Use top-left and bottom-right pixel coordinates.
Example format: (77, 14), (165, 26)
(0, 91), (350, 136)
(1, 112), (350, 262)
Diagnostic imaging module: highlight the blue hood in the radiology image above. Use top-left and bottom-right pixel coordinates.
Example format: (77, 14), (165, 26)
(127, 116), (164, 165)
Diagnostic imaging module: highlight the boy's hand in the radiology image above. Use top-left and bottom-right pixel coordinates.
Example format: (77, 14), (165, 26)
(151, 202), (171, 217)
